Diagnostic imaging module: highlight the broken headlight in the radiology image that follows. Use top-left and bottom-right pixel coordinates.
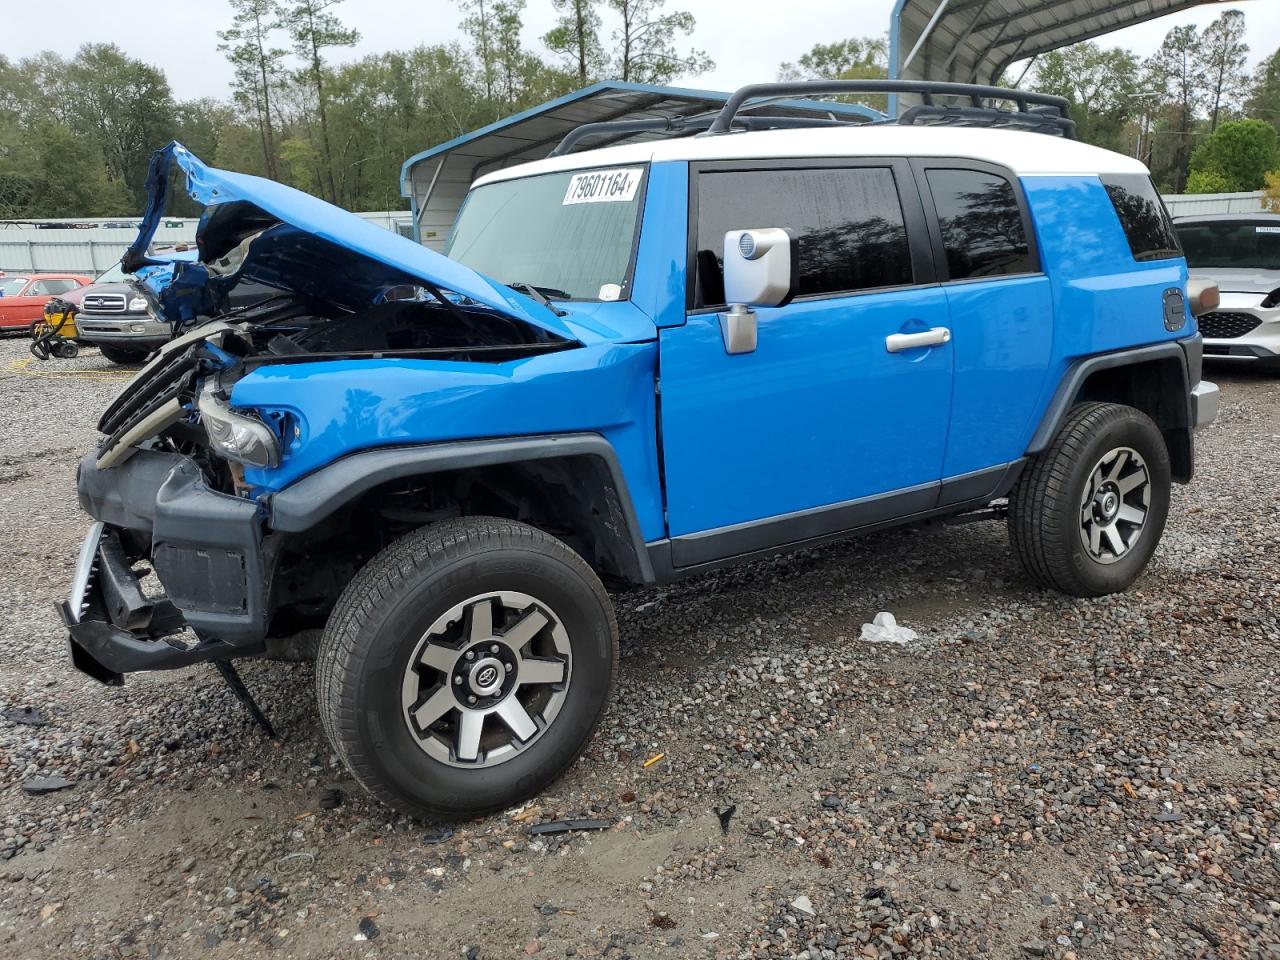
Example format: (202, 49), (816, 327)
(196, 384), (280, 469)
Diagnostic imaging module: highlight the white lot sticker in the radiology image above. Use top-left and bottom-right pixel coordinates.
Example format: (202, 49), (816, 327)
(563, 168), (643, 205)
(1256, 226), (1280, 234)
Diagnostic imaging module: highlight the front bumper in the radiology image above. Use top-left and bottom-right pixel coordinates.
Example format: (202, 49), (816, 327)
(1200, 295), (1280, 363)
(75, 314), (172, 349)
(63, 449), (273, 684)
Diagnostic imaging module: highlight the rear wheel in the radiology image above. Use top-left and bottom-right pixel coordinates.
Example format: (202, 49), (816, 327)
(98, 345), (145, 365)
(316, 517), (618, 819)
(1009, 402), (1171, 597)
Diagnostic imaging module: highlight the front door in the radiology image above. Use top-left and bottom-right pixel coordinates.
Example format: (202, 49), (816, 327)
(659, 160), (954, 567)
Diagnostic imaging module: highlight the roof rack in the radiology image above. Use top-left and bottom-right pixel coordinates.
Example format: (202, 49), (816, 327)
(549, 112), (861, 157)
(705, 80), (1073, 138)
(548, 80), (1075, 158)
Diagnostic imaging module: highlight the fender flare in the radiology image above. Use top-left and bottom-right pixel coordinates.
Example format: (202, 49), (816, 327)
(1027, 340), (1192, 454)
(266, 433), (655, 583)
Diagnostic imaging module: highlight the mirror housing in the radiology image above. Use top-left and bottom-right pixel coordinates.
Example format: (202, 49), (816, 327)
(1186, 276), (1220, 318)
(723, 228), (797, 308)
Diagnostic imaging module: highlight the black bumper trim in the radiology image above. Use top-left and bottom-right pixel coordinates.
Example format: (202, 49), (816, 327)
(72, 450), (274, 678)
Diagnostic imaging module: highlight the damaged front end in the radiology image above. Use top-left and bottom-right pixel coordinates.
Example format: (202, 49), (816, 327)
(63, 142), (590, 684)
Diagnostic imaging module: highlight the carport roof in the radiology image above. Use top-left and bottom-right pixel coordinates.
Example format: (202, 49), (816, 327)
(890, 0), (1237, 87)
(400, 81), (880, 248)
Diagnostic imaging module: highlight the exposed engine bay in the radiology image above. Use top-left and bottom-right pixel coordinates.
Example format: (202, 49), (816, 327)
(94, 290), (575, 492)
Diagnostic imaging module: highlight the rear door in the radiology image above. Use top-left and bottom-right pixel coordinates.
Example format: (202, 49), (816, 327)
(658, 159), (954, 566)
(911, 161), (1055, 485)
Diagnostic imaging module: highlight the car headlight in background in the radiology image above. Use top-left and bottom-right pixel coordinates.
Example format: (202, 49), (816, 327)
(128, 297), (149, 312)
(196, 385), (280, 469)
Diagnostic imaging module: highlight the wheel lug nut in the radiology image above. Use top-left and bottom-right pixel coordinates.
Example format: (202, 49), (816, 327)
(490, 644), (499, 653)
(465, 651), (475, 661)
(467, 695), (477, 705)
(504, 662), (513, 672)
(454, 676), (463, 685)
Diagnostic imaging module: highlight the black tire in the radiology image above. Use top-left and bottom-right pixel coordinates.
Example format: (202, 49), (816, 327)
(1009, 402), (1171, 597)
(98, 345), (146, 364)
(316, 517), (619, 820)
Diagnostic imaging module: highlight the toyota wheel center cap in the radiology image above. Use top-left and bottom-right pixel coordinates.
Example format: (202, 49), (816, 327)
(469, 657), (505, 696)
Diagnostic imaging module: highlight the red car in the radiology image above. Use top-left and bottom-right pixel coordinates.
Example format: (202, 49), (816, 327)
(0, 272), (93, 332)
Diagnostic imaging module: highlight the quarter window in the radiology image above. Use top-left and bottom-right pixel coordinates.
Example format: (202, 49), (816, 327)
(1101, 174), (1181, 262)
(32, 279), (76, 296)
(694, 166), (912, 307)
(925, 168), (1032, 279)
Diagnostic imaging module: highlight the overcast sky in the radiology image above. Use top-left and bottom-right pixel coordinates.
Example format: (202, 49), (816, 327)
(5, 1), (1276, 102)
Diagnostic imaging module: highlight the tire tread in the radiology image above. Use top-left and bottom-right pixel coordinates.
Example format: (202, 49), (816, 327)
(314, 517), (618, 820)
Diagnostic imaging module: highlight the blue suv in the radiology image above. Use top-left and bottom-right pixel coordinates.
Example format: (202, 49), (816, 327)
(63, 82), (1220, 818)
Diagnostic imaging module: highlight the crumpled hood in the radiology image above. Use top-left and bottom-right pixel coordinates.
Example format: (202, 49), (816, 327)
(124, 142), (577, 340)
(1193, 268), (1280, 296)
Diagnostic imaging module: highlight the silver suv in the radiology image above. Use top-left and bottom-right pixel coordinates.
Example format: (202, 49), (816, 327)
(1175, 214), (1280, 367)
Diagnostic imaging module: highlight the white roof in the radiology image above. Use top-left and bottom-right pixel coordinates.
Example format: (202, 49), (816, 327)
(474, 125), (1148, 186)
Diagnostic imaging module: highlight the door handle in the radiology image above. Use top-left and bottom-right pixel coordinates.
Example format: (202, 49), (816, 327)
(885, 327), (951, 353)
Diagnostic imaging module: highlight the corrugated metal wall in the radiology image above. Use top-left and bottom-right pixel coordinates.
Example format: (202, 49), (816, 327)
(0, 212), (412, 275)
(1163, 192), (1266, 217)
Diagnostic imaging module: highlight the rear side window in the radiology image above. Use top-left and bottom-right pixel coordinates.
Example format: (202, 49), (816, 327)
(34, 279), (77, 296)
(925, 168), (1032, 279)
(694, 166), (912, 307)
(1101, 174), (1181, 262)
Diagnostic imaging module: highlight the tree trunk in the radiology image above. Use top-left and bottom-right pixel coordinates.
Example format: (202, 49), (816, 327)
(307, 11), (339, 205)
(576, 2), (587, 85)
(256, 50), (277, 176)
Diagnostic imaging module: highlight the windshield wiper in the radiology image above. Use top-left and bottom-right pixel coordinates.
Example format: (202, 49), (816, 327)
(506, 281), (570, 316)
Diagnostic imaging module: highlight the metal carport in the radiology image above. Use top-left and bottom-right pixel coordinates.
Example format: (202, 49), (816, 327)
(400, 81), (880, 249)
(890, 0), (1238, 90)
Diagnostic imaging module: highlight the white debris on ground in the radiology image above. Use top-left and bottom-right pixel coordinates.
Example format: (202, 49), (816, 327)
(859, 611), (919, 645)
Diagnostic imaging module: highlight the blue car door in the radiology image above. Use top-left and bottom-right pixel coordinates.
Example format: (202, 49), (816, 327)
(910, 161), (1055, 482)
(658, 160), (954, 567)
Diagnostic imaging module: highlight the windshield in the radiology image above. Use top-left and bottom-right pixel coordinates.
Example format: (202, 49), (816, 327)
(1176, 221), (1280, 270)
(0, 277), (30, 296)
(95, 261), (128, 283)
(446, 166), (646, 301)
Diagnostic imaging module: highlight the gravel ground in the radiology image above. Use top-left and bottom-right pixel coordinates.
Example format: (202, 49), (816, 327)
(0, 337), (1276, 960)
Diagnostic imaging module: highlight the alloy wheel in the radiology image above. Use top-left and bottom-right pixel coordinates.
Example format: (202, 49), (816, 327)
(1078, 446), (1151, 564)
(400, 591), (572, 767)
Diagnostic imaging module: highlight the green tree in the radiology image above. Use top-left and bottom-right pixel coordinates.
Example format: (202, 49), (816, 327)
(1184, 168), (1231, 194)
(1031, 42), (1140, 151)
(61, 44), (177, 206)
(544, 0), (607, 86)
(29, 122), (131, 216)
(606, 0), (712, 84)
(1147, 25), (1202, 192)
(1246, 48), (1280, 134)
(1188, 118), (1278, 192)
(1196, 9), (1249, 131)
(218, 0), (287, 179)
(284, 0), (359, 203)
(778, 37), (887, 82)
(776, 37), (888, 110)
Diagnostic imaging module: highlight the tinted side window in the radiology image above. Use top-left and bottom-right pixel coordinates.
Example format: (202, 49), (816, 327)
(695, 167), (912, 307)
(41, 279), (76, 295)
(1101, 174), (1181, 262)
(925, 168), (1032, 279)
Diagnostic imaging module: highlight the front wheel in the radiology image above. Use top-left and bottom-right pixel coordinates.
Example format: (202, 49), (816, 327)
(1009, 402), (1171, 597)
(98, 345), (145, 365)
(316, 517), (618, 819)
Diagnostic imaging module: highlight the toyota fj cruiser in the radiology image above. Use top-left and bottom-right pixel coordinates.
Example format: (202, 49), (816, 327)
(63, 81), (1220, 819)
